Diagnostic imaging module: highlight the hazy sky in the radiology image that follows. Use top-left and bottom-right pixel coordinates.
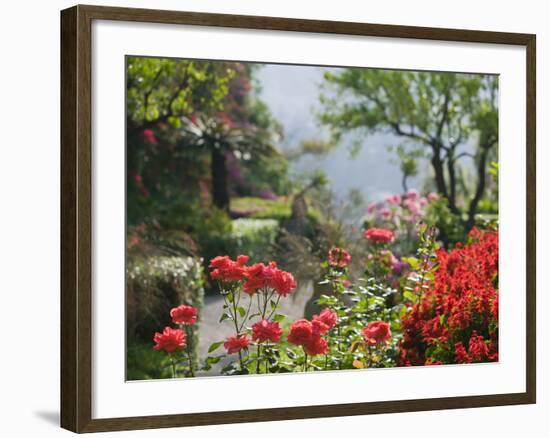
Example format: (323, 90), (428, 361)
(256, 63), (424, 203)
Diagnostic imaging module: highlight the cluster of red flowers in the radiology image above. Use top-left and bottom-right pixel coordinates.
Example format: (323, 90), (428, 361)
(364, 227), (395, 244)
(209, 255), (297, 297)
(244, 261), (297, 296)
(328, 247), (352, 268)
(399, 228), (498, 366)
(362, 321), (392, 346)
(209, 255), (250, 283)
(287, 308), (338, 356)
(153, 304), (199, 353)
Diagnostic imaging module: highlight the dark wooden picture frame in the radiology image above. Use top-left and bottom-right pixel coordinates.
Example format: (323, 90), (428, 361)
(61, 4), (536, 433)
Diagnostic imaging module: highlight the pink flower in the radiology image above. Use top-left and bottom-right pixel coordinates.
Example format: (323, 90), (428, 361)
(142, 129), (158, 145)
(153, 327), (186, 353)
(419, 197), (428, 207)
(367, 202), (378, 214)
(403, 199), (420, 215)
(406, 189), (420, 200)
(427, 192), (440, 202)
(362, 321), (392, 346)
(364, 228), (395, 244)
(386, 194), (402, 205)
(224, 334), (250, 354)
(170, 305), (198, 325)
(252, 320), (283, 343)
(328, 247), (352, 268)
(379, 208), (392, 220)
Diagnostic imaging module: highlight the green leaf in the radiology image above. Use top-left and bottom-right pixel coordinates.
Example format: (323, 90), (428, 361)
(403, 290), (416, 302)
(208, 341), (224, 353)
(273, 314), (286, 322)
(219, 312), (232, 323)
(237, 306), (246, 318)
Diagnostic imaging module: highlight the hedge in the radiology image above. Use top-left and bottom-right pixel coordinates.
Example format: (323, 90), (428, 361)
(229, 218), (279, 262)
(126, 255), (205, 374)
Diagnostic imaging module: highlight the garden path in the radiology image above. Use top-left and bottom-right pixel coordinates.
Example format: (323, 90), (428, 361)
(198, 280), (314, 375)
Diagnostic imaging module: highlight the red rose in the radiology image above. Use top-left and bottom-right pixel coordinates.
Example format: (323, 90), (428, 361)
(153, 327), (186, 353)
(287, 319), (313, 346)
(170, 304), (198, 325)
(224, 334), (250, 354)
(243, 261), (297, 297)
(328, 247), (352, 268)
(362, 321), (392, 345)
(252, 320), (283, 343)
(363, 228), (395, 244)
(270, 268), (297, 297)
(209, 255), (249, 282)
(304, 335), (329, 356)
(311, 319), (329, 335)
(312, 308), (338, 333)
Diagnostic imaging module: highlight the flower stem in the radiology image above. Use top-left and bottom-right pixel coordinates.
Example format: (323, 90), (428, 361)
(238, 349), (244, 371)
(228, 288), (246, 370)
(256, 344), (262, 374)
(185, 325), (195, 377)
(170, 354), (177, 378)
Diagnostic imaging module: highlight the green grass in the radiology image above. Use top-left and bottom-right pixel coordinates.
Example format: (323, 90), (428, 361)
(231, 196), (323, 223)
(231, 196), (292, 220)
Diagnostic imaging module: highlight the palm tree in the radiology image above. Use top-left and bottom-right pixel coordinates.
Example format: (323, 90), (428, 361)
(179, 114), (281, 211)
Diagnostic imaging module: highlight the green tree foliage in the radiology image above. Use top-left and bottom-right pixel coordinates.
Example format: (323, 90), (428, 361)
(126, 57), (285, 222)
(319, 69), (498, 229)
(127, 57), (234, 129)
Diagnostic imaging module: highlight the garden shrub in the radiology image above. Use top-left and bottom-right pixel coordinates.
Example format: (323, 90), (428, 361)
(126, 255), (205, 369)
(127, 342), (173, 380)
(227, 218), (279, 262)
(399, 227), (498, 366)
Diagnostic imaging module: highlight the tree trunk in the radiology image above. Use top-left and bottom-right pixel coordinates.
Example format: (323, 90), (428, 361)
(466, 146), (490, 230)
(447, 149), (457, 210)
(211, 148), (230, 212)
(430, 143), (460, 216)
(401, 172), (408, 193)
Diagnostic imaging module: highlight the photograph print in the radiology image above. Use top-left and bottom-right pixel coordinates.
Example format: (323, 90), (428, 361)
(125, 56), (499, 380)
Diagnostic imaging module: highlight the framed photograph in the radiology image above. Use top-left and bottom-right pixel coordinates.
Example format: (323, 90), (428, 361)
(60, 4), (536, 433)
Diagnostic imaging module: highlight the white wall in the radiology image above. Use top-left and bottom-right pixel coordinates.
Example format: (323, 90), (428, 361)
(0, 0), (546, 436)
